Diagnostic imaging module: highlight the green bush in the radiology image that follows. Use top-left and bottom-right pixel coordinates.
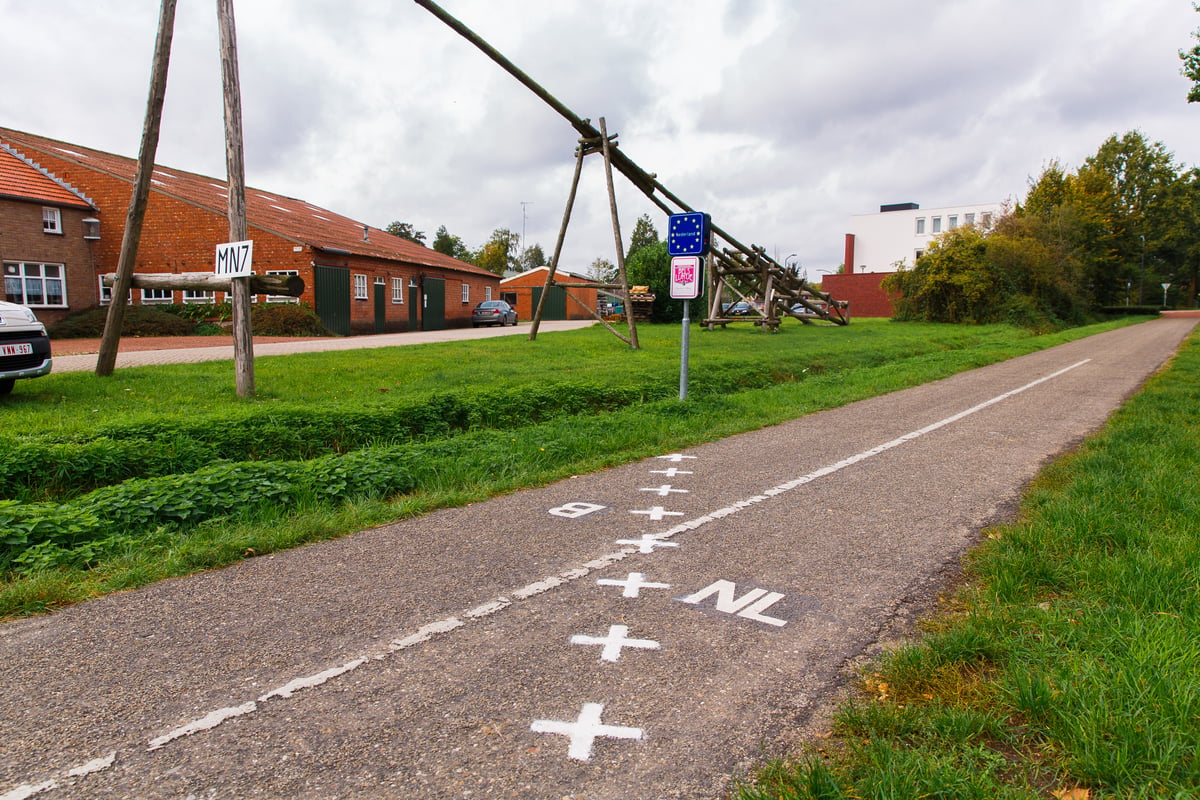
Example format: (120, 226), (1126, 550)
(49, 305), (199, 338)
(0, 447), (417, 572)
(251, 303), (332, 336)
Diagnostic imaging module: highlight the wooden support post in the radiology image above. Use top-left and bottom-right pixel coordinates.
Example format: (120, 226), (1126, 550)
(95, 0), (177, 377)
(217, 0), (253, 397)
(530, 142), (586, 341)
(599, 118), (637, 350)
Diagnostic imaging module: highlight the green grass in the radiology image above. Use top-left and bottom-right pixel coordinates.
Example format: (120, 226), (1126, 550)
(730, 328), (1200, 799)
(0, 318), (1139, 623)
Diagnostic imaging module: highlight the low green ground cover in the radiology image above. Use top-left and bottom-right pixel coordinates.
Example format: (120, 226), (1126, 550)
(0, 319), (1133, 620)
(732, 330), (1200, 798)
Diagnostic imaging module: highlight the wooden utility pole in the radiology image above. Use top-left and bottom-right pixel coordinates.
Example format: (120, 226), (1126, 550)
(217, 0), (254, 397)
(95, 0), (177, 377)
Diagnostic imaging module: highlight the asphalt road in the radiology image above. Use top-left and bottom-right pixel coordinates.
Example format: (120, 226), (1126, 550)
(1, 318), (1195, 800)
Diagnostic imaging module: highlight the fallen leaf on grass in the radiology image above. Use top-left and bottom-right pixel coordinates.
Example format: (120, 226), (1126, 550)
(1052, 788), (1090, 800)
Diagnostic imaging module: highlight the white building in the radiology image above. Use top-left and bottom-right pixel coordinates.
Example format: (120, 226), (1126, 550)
(844, 201), (1006, 274)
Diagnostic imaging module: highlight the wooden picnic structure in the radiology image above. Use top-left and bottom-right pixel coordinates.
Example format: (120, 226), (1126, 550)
(414, 0), (849, 346)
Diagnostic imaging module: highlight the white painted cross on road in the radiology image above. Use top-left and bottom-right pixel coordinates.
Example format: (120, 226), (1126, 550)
(616, 534), (680, 554)
(630, 506), (684, 522)
(571, 624), (660, 662)
(597, 572), (671, 598)
(640, 485), (689, 497)
(650, 467), (693, 477)
(531, 702), (643, 761)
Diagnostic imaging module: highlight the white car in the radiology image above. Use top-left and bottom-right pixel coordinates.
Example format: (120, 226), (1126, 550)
(0, 301), (52, 396)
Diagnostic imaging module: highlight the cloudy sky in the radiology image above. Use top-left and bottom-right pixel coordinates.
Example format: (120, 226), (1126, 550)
(4, 1), (1199, 273)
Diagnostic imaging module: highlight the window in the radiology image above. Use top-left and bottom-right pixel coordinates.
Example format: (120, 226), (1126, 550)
(98, 276), (131, 306)
(353, 273), (368, 300)
(948, 215), (958, 230)
(915, 249), (925, 261)
(141, 288), (173, 304)
(4, 262), (66, 307)
(485, 286), (493, 301)
(931, 216), (942, 234)
(915, 217), (926, 235)
(981, 212), (993, 228)
(462, 283), (470, 303)
(391, 277), (404, 304)
(964, 213), (975, 226)
(263, 269), (300, 304)
(181, 272), (216, 304)
(42, 208), (62, 235)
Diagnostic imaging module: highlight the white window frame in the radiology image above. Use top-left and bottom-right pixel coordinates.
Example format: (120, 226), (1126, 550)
(391, 277), (404, 304)
(964, 213), (976, 226)
(485, 286), (493, 301)
(181, 271), (216, 304)
(981, 212), (993, 228)
(461, 283), (470, 303)
(5, 261), (67, 307)
(98, 276), (131, 306)
(931, 216), (942, 234)
(948, 215), (959, 230)
(353, 273), (368, 300)
(263, 269), (300, 304)
(914, 217), (925, 235)
(140, 287), (173, 305)
(42, 207), (62, 235)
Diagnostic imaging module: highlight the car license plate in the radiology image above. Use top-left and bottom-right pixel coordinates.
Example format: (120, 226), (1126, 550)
(0, 343), (33, 357)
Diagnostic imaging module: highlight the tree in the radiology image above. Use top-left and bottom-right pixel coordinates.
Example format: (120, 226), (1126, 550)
(385, 221), (426, 245)
(624, 240), (703, 322)
(473, 228), (520, 276)
(431, 225), (472, 263)
(1181, 4), (1200, 103)
(519, 243), (547, 272)
(627, 213), (660, 260)
(588, 257), (616, 283)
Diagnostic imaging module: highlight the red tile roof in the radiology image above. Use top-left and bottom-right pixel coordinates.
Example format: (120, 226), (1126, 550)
(0, 127), (490, 277)
(0, 144), (95, 209)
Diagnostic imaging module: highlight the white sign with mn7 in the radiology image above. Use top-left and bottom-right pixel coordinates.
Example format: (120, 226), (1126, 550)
(215, 240), (254, 277)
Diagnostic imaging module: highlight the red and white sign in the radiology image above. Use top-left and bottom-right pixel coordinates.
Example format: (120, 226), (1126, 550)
(1, 343), (33, 357)
(669, 255), (701, 300)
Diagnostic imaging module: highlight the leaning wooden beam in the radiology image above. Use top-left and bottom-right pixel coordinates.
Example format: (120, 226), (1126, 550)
(101, 272), (304, 296)
(96, 0), (177, 377)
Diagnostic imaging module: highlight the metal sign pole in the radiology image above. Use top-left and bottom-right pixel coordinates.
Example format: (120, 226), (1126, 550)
(680, 294), (691, 401)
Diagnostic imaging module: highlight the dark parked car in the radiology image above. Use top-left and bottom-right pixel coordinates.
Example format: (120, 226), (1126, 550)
(0, 301), (52, 396)
(471, 300), (518, 327)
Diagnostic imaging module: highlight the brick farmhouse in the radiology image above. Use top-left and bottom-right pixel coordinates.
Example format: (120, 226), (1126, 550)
(0, 127), (498, 335)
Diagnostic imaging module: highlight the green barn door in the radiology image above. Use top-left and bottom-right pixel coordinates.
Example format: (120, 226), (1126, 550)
(422, 276), (445, 330)
(314, 264), (351, 336)
(531, 286), (568, 320)
(373, 280), (386, 334)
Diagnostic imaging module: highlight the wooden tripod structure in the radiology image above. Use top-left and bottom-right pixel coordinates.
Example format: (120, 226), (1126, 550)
(414, 0), (850, 339)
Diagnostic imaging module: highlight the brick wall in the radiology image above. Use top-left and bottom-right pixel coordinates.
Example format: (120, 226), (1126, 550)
(0, 198), (98, 325)
(821, 272), (897, 318)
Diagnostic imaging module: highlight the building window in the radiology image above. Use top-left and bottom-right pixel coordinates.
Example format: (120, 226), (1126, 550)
(485, 286), (493, 301)
(948, 215), (958, 230)
(5, 262), (66, 307)
(964, 213), (975, 226)
(915, 249), (925, 261)
(391, 277), (404, 304)
(462, 283), (470, 303)
(42, 208), (62, 235)
(263, 269), (300, 304)
(354, 273), (368, 300)
(931, 216), (942, 234)
(981, 212), (993, 228)
(915, 218), (925, 235)
(98, 276), (131, 306)
(182, 288), (215, 304)
(141, 288), (173, 304)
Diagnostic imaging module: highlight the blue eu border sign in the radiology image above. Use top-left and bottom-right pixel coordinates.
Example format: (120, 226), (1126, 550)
(668, 212), (710, 257)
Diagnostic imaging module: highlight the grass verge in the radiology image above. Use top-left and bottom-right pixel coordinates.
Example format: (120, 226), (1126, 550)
(730, 329), (1200, 798)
